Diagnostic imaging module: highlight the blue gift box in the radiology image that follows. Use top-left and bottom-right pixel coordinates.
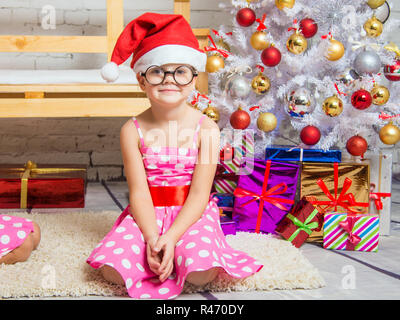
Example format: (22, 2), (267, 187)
(265, 145), (341, 163)
(214, 193), (234, 218)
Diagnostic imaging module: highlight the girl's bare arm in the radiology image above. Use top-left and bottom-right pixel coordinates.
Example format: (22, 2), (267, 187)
(120, 120), (159, 243)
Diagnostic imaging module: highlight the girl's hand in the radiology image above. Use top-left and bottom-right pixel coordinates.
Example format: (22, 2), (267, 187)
(146, 236), (162, 276)
(152, 234), (176, 282)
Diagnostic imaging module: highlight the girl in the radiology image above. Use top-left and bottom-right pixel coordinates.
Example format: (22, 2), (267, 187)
(87, 13), (263, 299)
(0, 215), (41, 265)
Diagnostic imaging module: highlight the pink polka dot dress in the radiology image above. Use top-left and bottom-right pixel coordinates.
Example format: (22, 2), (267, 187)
(86, 114), (263, 299)
(0, 215), (34, 259)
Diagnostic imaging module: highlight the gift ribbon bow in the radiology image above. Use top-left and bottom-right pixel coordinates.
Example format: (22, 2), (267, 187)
(334, 83), (348, 96)
(349, 36), (380, 52)
(339, 216), (361, 251)
(384, 42), (400, 58)
(370, 183), (391, 211)
(256, 14), (267, 31)
(233, 160), (294, 233)
(191, 92), (211, 106)
(286, 209), (320, 243)
(308, 163), (369, 214)
(8, 160), (86, 209)
(204, 35), (230, 58)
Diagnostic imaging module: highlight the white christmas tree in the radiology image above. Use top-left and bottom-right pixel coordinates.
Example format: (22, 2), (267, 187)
(192, 0), (400, 159)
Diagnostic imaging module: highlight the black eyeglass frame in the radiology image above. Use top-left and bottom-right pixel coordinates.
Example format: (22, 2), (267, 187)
(140, 65), (199, 86)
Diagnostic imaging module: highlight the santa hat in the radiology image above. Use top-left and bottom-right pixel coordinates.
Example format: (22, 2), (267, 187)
(101, 12), (207, 83)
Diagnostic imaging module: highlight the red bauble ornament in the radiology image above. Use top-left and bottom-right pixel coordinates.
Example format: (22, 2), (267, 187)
(236, 8), (256, 27)
(299, 18), (318, 38)
(346, 135), (368, 157)
(261, 46), (282, 67)
(384, 59), (400, 81)
(351, 89), (372, 110)
(230, 107), (251, 129)
(220, 144), (234, 161)
(300, 125), (321, 145)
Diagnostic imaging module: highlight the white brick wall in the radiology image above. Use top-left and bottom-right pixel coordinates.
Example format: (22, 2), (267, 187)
(0, 0), (399, 181)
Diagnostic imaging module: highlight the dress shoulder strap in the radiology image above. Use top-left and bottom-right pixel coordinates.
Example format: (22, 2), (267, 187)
(131, 116), (145, 149)
(192, 114), (207, 149)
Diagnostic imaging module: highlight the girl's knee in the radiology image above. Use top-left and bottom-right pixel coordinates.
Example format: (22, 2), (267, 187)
(101, 265), (125, 285)
(31, 221), (41, 250)
(16, 235), (34, 262)
(1, 235), (34, 264)
(186, 267), (219, 286)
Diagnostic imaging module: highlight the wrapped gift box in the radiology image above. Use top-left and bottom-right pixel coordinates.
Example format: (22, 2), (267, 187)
(300, 162), (370, 214)
(214, 193), (234, 218)
(342, 151), (393, 235)
(323, 213), (379, 252)
(362, 151), (392, 236)
(0, 161), (87, 209)
(212, 128), (254, 193)
(232, 158), (299, 234)
(220, 215), (237, 235)
(276, 197), (323, 248)
(265, 145), (342, 163)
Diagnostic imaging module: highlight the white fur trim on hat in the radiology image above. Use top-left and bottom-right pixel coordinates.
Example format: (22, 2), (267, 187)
(132, 45), (207, 74)
(101, 62), (120, 82)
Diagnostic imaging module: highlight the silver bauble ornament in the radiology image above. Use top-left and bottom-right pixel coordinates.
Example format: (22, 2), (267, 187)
(375, 1), (390, 24)
(336, 69), (361, 93)
(225, 75), (251, 99)
(354, 50), (382, 75)
(285, 88), (314, 118)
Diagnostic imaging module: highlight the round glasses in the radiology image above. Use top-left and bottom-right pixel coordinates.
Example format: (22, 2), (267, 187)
(140, 65), (198, 86)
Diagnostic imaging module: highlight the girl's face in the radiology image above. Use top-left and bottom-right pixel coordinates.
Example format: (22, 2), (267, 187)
(136, 64), (197, 108)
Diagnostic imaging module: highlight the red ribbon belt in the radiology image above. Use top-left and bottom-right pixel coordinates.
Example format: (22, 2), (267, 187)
(339, 216), (361, 251)
(233, 160), (294, 234)
(149, 185), (190, 207)
(308, 163), (369, 214)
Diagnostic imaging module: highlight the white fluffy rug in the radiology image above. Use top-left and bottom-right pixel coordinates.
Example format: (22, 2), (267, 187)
(0, 211), (325, 299)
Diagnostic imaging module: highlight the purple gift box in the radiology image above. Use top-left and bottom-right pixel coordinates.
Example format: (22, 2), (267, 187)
(220, 215), (236, 235)
(232, 158), (299, 234)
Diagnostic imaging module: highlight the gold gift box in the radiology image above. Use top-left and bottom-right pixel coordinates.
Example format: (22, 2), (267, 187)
(301, 162), (370, 243)
(300, 162), (370, 214)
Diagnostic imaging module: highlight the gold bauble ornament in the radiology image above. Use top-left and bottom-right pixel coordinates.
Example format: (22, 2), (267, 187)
(326, 39), (345, 61)
(275, 0), (295, 10)
(216, 38), (231, 55)
(364, 16), (383, 38)
(250, 31), (270, 51)
(206, 55), (225, 73)
(257, 112), (277, 132)
(379, 122), (400, 145)
(322, 95), (344, 117)
(286, 31), (308, 55)
(371, 83), (390, 105)
(367, 0), (386, 9)
(251, 72), (271, 95)
(202, 104), (220, 122)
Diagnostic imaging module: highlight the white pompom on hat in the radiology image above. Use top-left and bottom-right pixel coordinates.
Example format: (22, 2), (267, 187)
(101, 12), (207, 83)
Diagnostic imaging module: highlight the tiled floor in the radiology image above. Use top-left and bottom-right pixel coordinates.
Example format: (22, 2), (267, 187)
(4, 178), (400, 300)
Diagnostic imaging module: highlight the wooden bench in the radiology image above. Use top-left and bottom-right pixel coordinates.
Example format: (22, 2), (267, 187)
(0, 0), (209, 117)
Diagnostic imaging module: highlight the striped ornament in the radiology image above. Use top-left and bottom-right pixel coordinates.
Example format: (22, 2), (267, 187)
(214, 130), (254, 193)
(323, 213), (379, 252)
